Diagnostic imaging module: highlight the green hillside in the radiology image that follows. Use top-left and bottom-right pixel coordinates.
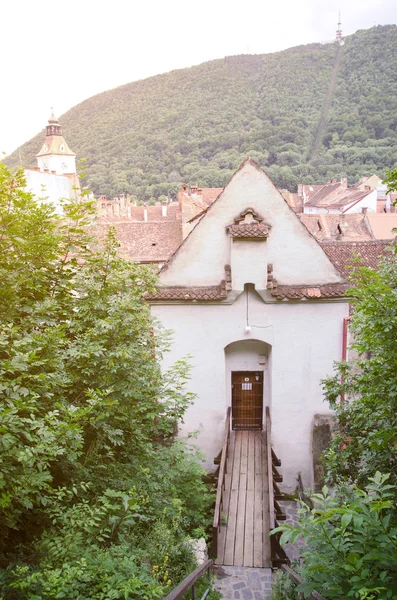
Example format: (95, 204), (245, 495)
(6, 25), (397, 198)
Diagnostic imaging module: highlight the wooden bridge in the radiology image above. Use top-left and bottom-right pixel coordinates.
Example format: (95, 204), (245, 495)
(212, 407), (288, 568)
(164, 407), (328, 600)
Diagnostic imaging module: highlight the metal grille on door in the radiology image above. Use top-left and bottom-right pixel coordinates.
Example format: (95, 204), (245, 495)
(231, 371), (263, 430)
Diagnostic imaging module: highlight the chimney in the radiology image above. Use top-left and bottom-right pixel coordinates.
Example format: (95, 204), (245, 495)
(182, 184), (188, 193)
(340, 177), (348, 189)
(161, 200), (167, 217)
(191, 184), (198, 195)
(113, 202), (120, 217)
(361, 207), (368, 215)
(119, 193), (125, 212)
(197, 188), (202, 195)
(144, 208), (148, 222)
(298, 184), (303, 196)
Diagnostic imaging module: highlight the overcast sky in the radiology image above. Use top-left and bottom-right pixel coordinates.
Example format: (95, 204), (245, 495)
(1, 0), (396, 157)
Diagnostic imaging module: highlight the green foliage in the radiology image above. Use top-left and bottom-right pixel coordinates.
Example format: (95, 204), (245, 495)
(11, 547), (165, 600)
(383, 167), (397, 194)
(271, 473), (397, 599)
(268, 569), (300, 600)
(5, 26), (397, 197)
(0, 164), (213, 598)
(322, 246), (397, 492)
(269, 246), (397, 598)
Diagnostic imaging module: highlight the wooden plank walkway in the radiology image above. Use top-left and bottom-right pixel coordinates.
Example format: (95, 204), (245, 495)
(215, 430), (271, 568)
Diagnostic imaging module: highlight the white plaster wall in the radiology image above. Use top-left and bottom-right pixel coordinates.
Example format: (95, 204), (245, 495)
(37, 154), (76, 175)
(160, 160), (344, 288)
(344, 190), (377, 214)
(24, 170), (76, 213)
(151, 289), (349, 492)
(231, 239), (268, 290)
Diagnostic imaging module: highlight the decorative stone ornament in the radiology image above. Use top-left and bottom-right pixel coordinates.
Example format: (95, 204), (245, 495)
(227, 208), (270, 239)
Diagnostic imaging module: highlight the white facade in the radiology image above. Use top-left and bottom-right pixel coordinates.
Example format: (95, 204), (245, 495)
(151, 159), (349, 492)
(24, 169), (80, 213)
(37, 153), (76, 176)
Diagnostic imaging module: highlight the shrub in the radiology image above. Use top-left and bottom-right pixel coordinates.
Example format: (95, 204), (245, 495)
(271, 473), (397, 599)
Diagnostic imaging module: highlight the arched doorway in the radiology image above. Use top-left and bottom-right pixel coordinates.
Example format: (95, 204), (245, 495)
(224, 340), (271, 430)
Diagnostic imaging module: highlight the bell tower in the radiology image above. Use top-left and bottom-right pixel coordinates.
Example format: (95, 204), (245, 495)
(36, 111), (76, 174)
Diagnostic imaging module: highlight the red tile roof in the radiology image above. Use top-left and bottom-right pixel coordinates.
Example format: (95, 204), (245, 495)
(301, 184), (325, 202)
(320, 240), (391, 277)
(299, 214), (373, 242)
(148, 282), (227, 301)
(366, 214), (397, 240)
(270, 283), (348, 300)
(99, 203), (180, 223)
(227, 223), (270, 238)
(281, 191), (304, 213)
(200, 188), (224, 206)
(304, 183), (340, 206)
(305, 184), (372, 210)
(97, 221), (183, 262)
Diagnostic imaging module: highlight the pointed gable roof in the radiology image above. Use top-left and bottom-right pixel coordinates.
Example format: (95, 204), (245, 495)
(159, 158), (346, 291)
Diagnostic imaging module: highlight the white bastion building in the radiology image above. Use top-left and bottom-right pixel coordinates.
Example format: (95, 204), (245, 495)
(150, 158), (350, 492)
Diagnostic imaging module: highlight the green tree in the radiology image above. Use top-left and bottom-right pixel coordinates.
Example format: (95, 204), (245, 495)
(383, 166), (397, 194)
(0, 165), (213, 598)
(270, 246), (397, 599)
(322, 246), (397, 493)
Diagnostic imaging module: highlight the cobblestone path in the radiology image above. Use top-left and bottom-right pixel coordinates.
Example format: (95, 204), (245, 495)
(213, 565), (274, 599)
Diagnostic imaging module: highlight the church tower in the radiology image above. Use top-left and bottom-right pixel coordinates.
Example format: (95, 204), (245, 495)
(36, 111), (76, 174)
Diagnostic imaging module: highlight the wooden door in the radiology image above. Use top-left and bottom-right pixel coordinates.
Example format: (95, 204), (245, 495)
(231, 371), (263, 430)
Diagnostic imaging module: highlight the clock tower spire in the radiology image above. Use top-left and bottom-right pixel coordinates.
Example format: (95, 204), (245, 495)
(36, 110), (77, 174)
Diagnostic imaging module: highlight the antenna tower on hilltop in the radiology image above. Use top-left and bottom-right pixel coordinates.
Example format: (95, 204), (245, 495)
(336, 11), (344, 45)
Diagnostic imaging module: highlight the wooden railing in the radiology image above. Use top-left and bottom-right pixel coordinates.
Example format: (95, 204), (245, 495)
(211, 406), (231, 559)
(266, 407), (289, 568)
(280, 565), (327, 600)
(163, 559), (214, 600)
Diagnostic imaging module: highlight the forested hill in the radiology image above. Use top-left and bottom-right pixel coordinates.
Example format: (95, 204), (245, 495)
(7, 25), (397, 198)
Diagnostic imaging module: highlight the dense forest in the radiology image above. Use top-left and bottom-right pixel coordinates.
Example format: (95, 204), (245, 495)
(6, 25), (397, 198)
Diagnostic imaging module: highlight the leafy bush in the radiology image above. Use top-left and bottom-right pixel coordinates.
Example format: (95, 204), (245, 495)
(11, 546), (165, 600)
(0, 165), (213, 598)
(271, 473), (397, 599)
(322, 246), (397, 496)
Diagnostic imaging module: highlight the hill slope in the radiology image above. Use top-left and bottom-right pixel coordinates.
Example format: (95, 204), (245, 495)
(6, 25), (397, 198)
